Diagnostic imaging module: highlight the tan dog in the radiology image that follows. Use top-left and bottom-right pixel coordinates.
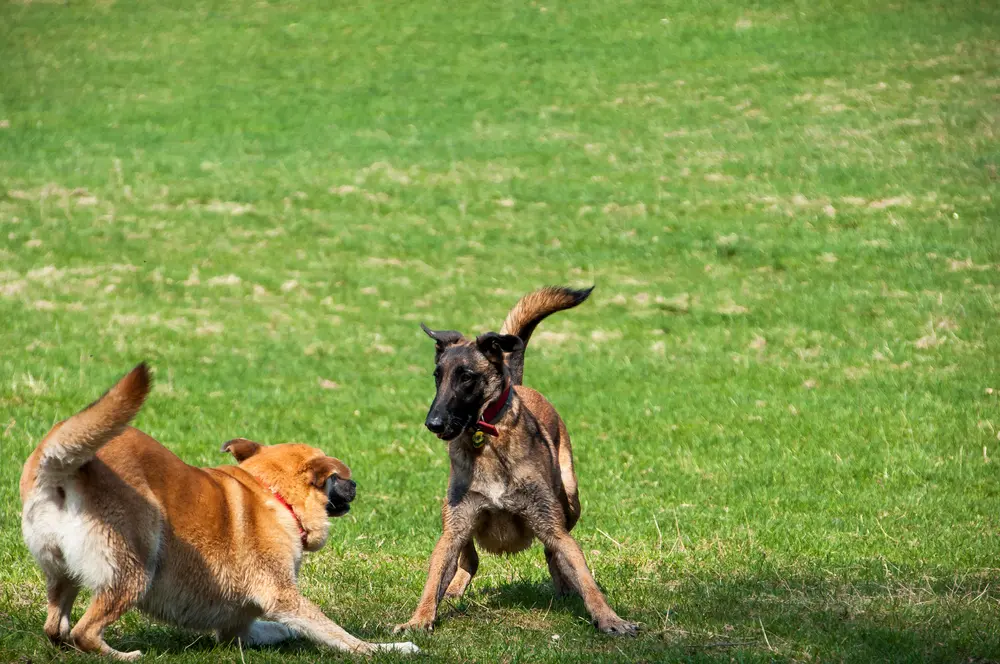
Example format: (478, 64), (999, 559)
(394, 286), (638, 635)
(19, 363), (418, 659)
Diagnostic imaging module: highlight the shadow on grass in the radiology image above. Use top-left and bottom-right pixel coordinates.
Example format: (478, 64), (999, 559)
(5, 570), (998, 663)
(439, 570), (1000, 664)
(32, 623), (402, 661)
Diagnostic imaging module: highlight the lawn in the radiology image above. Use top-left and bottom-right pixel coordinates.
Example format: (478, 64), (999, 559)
(1, 0), (998, 661)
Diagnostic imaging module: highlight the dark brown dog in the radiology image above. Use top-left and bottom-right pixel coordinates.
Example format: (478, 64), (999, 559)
(394, 286), (638, 636)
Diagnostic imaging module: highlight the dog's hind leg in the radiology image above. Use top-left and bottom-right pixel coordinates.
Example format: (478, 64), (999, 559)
(70, 587), (145, 661)
(43, 574), (79, 644)
(443, 541), (479, 599)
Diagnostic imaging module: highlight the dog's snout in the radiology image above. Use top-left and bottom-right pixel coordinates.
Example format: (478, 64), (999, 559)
(425, 416), (446, 434)
(334, 477), (356, 502)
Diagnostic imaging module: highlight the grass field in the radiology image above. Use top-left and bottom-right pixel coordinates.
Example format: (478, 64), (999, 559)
(1, 0), (999, 661)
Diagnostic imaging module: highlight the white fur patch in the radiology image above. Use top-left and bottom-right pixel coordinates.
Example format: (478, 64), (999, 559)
(22, 483), (117, 590)
(374, 641), (420, 654)
(245, 620), (295, 645)
(477, 478), (506, 506)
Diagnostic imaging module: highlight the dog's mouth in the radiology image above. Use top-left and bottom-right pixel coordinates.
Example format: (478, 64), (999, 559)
(327, 502), (351, 517)
(436, 415), (476, 442)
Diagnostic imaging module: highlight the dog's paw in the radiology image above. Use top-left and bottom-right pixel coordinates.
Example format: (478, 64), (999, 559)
(374, 641), (421, 655)
(111, 649), (143, 662)
(596, 617), (639, 637)
(392, 618), (434, 634)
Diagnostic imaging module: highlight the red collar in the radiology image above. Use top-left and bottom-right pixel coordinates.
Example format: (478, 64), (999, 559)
(252, 475), (308, 548)
(475, 382), (511, 437)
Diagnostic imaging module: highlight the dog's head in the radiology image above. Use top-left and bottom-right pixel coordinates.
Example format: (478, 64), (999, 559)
(420, 324), (523, 441)
(221, 439), (356, 550)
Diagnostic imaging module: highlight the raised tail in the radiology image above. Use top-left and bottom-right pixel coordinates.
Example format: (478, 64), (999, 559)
(32, 363), (152, 483)
(500, 286), (593, 385)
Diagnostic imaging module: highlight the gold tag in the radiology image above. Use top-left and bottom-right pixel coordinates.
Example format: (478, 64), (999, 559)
(472, 430), (486, 448)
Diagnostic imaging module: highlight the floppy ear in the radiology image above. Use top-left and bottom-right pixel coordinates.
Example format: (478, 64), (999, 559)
(306, 456), (342, 488)
(420, 323), (464, 356)
(476, 332), (524, 366)
(221, 438), (262, 463)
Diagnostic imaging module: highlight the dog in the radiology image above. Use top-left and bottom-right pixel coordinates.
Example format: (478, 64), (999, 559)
(394, 286), (638, 636)
(19, 363), (418, 659)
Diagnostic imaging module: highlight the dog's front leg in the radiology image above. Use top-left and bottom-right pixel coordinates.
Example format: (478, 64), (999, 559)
(393, 529), (465, 632)
(266, 592), (419, 654)
(519, 492), (638, 637)
(539, 530), (639, 636)
(443, 540), (479, 599)
(395, 492), (480, 633)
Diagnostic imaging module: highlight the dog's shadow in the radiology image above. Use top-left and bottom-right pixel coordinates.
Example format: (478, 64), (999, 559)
(109, 623), (309, 656)
(441, 579), (588, 619)
(111, 622), (366, 657)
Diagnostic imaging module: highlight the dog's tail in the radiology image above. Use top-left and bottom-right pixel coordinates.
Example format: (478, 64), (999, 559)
(500, 286), (594, 385)
(32, 363), (151, 483)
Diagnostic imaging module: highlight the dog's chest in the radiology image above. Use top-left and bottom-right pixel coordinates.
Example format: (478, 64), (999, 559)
(453, 448), (505, 505)
(452, 440), (534, 510)
(470, 474), (507, 506)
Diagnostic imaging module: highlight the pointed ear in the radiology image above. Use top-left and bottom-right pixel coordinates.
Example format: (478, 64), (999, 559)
(420, 323), (464, 355)
(221, 438), (262, 463)
(476, 332), (524, 366)
(306, 456), (342, 488)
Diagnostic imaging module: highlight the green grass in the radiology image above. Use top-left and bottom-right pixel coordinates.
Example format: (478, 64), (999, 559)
(1, 0), (998, 661)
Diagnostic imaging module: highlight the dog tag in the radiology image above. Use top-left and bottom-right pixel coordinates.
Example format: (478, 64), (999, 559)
(472, 430), (486, 448)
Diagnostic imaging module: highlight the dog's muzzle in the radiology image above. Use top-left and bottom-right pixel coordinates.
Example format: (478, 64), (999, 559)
(327, 477), (356, 517)
(425, 412), (474, 442)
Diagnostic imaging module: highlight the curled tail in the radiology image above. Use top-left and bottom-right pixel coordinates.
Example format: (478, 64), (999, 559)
(500, 286), (593, 385)
(33, 363), (151, 483)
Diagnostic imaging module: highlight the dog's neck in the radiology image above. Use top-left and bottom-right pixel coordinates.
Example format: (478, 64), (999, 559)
(250, 474), (308, 548)
(475, 379), (512, 437)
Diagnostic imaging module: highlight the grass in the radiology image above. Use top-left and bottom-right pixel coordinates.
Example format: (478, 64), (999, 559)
(1, 0), (998, 661)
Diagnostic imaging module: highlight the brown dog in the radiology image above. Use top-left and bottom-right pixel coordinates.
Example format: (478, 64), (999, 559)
(19, 363), (418, 659)
(394, 286), (638, 635)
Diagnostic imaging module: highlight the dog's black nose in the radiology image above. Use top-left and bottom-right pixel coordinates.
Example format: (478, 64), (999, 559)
(425, 416), (445, 434)
(333, 477), (357, 502)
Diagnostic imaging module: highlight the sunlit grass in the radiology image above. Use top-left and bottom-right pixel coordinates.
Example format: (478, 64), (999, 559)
(1, 0), (998, 661)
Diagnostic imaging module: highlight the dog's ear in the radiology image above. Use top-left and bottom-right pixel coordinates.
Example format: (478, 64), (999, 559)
(476, 332), (524, 366)
(221, 438), (262, 463)
(306, 456), (343, 488)
(421, 323), (464, 356)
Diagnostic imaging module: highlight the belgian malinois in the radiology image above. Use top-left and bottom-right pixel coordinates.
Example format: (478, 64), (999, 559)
(394, 286), (638, 636)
